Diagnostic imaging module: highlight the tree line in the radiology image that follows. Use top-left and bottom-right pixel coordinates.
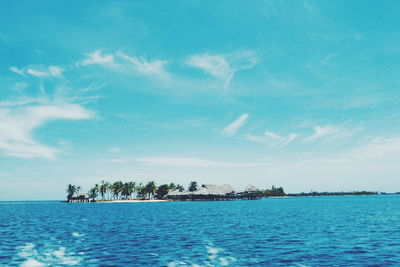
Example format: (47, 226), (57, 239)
(286, 190), (378, 197)
(260, 185), (285, 197)
(66, 180), (188, 202)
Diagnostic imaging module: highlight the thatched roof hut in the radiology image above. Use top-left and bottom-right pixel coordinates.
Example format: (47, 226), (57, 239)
(69, 193), (90, 203)
(195, 184), (236, 195)
(242, 184), (260, 193)
(237, 184), (262, 200)
(166, 184), (237, 201)
(166, 189), (184, 197)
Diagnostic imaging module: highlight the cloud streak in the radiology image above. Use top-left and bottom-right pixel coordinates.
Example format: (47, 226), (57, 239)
(78, 50), (170, 79)
(0, 103), (93, 159)
(302, 125), (352, 143)
(79, 50), (115, 66)
(186, 51), (258, 88)
(221, 113), (249, 137)
(10, 65), (64, 78)
(244, 130), (299, 147)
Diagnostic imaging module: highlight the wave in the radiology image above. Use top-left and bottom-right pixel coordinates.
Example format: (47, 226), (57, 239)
(16, 243), (82, 266)
(168, 243), (237, 266)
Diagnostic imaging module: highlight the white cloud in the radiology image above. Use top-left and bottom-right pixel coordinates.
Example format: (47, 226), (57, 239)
(116, 52), (169, 78)
(344, 137), (400, 161)
(244, 131), (299, 147)
(79, 50), (115, 66)
(302, 125), (352, 143)
(221, 113), (249, 137)
(243, 134), (269, 143)
(279, 133), (299, 147)
(0, 103), (93, 159)
(10, 66), (24, 75)
(186, 51), (258, 88)
(78, 50), (169, 78)
(264, 131), (283, 140)
(10, 65), (64, 78)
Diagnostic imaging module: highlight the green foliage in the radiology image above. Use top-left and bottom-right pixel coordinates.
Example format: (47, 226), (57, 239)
(169, 183), (185, 192)
(145, 181), (157, 199)
(122, 182), (135, 199)
(88, 184), (99, 201)
(156, 184), (170, 199)
(136, 183), (146, 199)
(99, 180), (110, 200)
(188, 181), (198, 192)
(261, 185), (285, 196)
(66, 184), (79, 201)
(111, 181), (124, 200)
(287, 191), (378, 197)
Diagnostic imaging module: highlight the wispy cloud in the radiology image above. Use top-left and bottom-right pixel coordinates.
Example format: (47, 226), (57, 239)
(10, 67), (24, 75)
(10, 65), (64, 78)
(186, 51), (258, 88)
(244, 131), (299, 147)
(302, 125), (352, 143)
(79, 50), (115, 66)
(0, 102), (93, 159)
(344, 137), (400, 161)
(264, 131), (283, 139)
(78, 50), (169, 79)
(221, 113), (249, 137)
(280, 133), (300, 147)
(319, 53), (336, 66)
(116, 52), (169, 78)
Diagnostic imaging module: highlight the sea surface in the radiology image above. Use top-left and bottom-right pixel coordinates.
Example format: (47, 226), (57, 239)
(1, 195), (400, 266)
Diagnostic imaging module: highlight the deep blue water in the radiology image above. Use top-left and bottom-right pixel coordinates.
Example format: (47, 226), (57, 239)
(1, 195), (400, 266)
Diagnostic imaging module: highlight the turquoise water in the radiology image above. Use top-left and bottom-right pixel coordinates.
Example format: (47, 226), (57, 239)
(1, 195), (400, 266)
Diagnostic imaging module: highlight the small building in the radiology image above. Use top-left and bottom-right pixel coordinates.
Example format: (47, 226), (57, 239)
(68, 194), (90, 203)
(166, 184), (262, 201)
(237, 184), (263, 200)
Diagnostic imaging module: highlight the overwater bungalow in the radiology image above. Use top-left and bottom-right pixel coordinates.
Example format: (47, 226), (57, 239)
(166, 184), (262, 201)
(68, 193), (90, 203)
(237, 184), (263, 200)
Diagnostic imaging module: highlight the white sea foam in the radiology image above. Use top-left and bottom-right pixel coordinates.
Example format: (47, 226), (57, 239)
(167, 261), (187, 267)
(16, 243), (81, 266)
(72, 232), (85, 237)
(21, 258), (45, 267)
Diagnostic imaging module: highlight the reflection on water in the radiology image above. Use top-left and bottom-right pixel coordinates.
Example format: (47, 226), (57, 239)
(1, 195), (400, 266)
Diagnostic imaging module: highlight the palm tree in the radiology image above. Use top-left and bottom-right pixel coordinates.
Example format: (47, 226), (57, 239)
(122, 181), (135, 199)
(175, 184), (185, 192)
(66, 184), (78, 202)
(156, 184), (170, 199)
(100, 180), (109, 200)
(88, 185), (99, 202)
(112, 181), (124, 200)
(188, 181), (198, 192)
(145, 181), (157, 199)
(136, 183), (146, 199)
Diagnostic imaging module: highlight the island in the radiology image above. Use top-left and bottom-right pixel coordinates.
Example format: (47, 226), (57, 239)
(65, 180), (380, 203)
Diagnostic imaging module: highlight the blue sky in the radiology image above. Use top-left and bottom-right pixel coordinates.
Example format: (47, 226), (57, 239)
(1, 0), (400, 200)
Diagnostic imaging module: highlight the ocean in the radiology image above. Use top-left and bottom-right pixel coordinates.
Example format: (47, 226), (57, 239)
(1, 195), (400, 266)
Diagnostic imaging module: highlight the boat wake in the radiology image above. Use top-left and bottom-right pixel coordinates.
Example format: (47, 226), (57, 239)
(16, 243), (82, 266)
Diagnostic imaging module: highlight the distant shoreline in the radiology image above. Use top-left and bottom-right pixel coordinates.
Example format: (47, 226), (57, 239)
(96, 199), (170, 203)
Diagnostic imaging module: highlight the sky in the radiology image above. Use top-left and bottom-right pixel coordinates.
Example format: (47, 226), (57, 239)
(1, 0), (400, 200)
